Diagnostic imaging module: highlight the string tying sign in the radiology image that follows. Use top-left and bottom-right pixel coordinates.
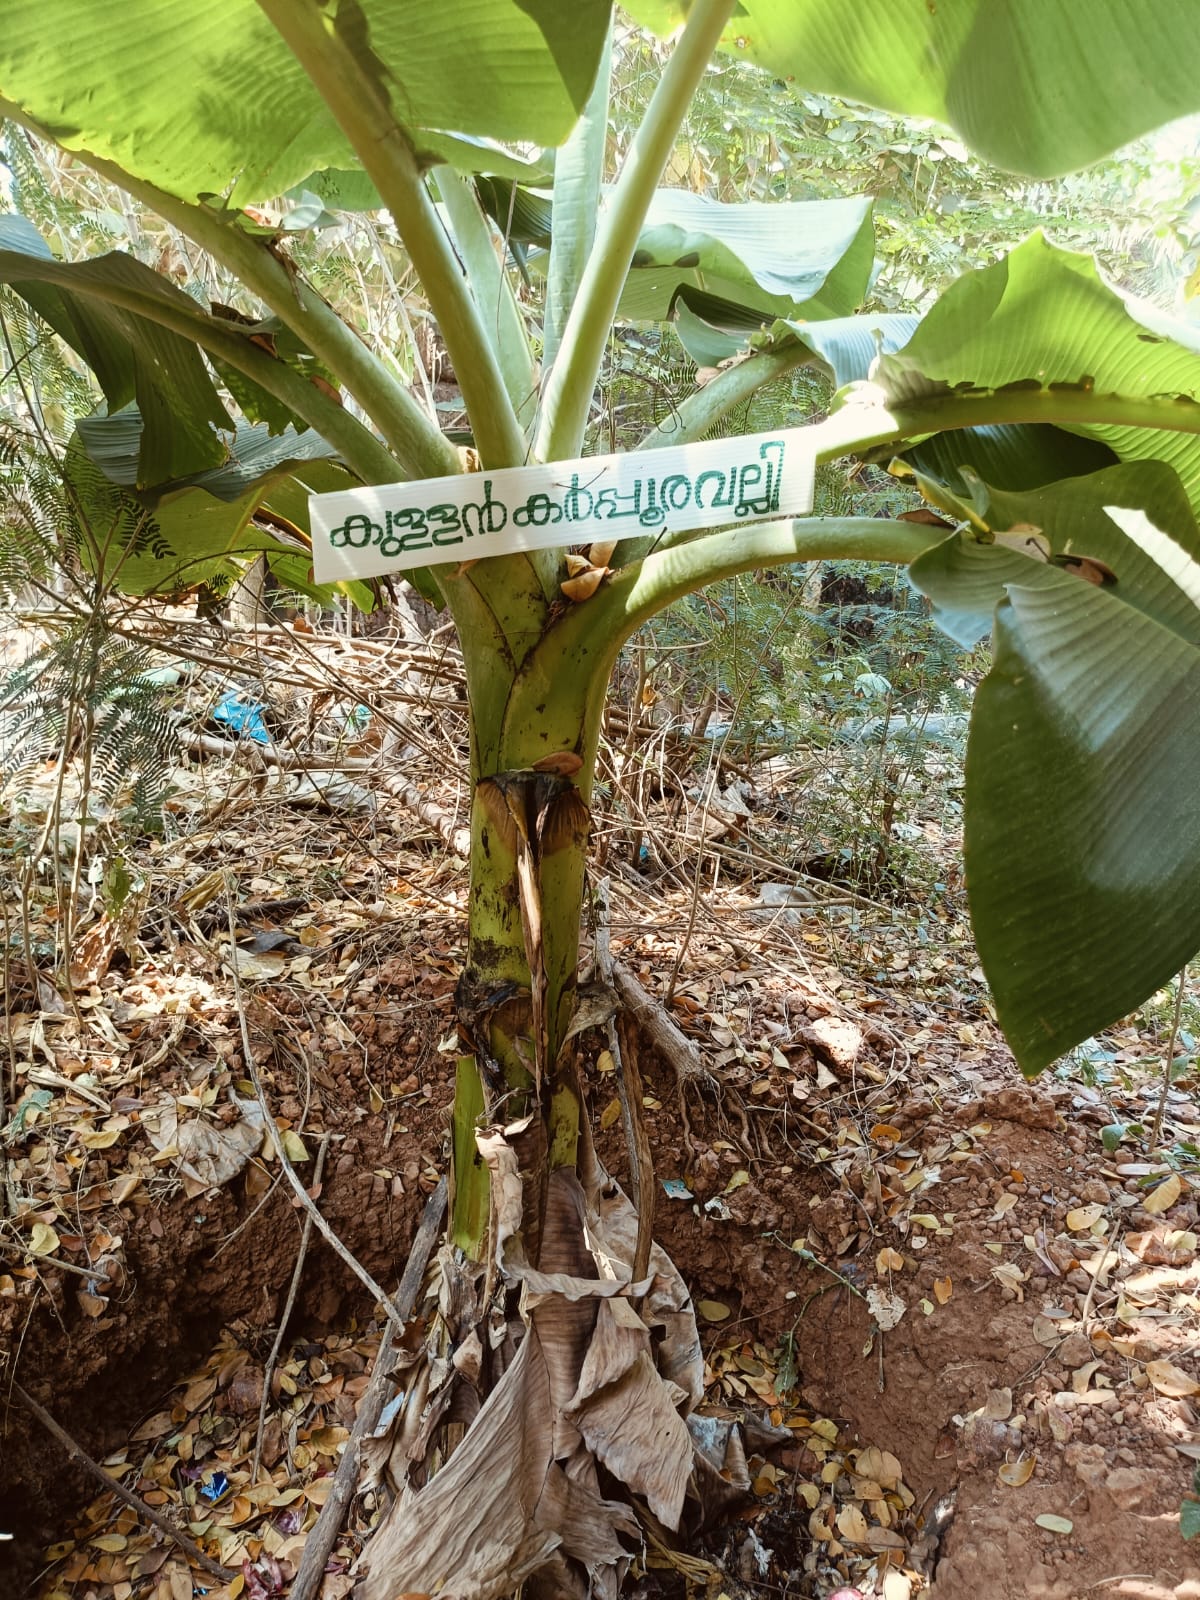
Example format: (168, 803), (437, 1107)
(309, 425), (818, 583)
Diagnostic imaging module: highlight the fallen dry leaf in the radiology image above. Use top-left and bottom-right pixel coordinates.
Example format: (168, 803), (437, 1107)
(865, 1286), (906, 1331)
(1035, 1513), (1073, 1534)
(933, 1276), (953, 1304)
(1071, 1360), (1105, 1398)
(836, 1503), (870, 1544)
(167, 1565), (193, 1600)
(90, 1533), (128, 1552)
(230, 947), (287, 979)
(1145, 1358), (1200, 1397)
(143, 1094), (266, 1189)
(1065, 1204), (1103, 1231)
(279, 1127), (309, 1163)
(27, 1222), (59, 1257)
(697, 1299), (732, 1323)
(855, 1446), (903, 1488)
(1142, 1173), (1183, 1214)
(998, 1455), (1036, 1487)
(984, 1388), (1013, 1421)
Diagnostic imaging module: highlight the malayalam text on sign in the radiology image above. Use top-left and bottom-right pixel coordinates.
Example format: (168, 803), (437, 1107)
(308, 426), (818, 583)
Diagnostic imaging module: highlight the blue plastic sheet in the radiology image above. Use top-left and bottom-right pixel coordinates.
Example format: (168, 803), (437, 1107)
(212, 692), (271, 745)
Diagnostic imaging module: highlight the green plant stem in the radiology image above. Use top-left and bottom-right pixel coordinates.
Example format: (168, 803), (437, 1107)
(593, 516), (938, 659)
(1149, 964), (1187, 1150)
(254, 0), (525, 470)
(435, 166), (537, 427)
(0, 102), (457, 483)
(542, 18), (613, 374)
(534, 0), (737, 463)
(618, 373), (1200, 568)
(637, 348), (815, 452)
(613, 345), (817, 564)
(638, 345), (1200, 463)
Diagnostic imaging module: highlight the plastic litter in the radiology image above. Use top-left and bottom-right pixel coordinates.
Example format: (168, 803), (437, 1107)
(212, 692), (271, 745)
(199, 1469), (231, 1502)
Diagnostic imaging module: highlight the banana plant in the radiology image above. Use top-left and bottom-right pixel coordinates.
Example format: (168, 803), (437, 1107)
(7, 2), (1200, 1592)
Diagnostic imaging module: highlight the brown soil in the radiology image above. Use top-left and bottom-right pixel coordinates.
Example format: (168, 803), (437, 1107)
(0, 761), (1196, 1600)
(0, 1082), (436, 1596)
(634, 1079), (1200, 1600)
(4, 992), (1196, 1593)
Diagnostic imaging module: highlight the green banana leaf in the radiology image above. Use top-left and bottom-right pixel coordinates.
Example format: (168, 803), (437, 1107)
(864, 242), (1200, 1072)
(74, 409), (340, 501)
(69, 428), (373, 607)
(686, 300), (1121, 496)
(671, 298), (768, 368)
(618, 193), (874, 327)
(295, 144), (556, 215)
(625, 0), (1200, 178)
(902, 427), (1119, 501)
(857, 234), (1200, 520)
(0, 0), (610, 203)
(758, 311), (920, 388)
(0, 220), (446, 605)
(73, 407), (442, 607)
(909, 461), (1200, 1072)
(505, 188), (877, 339)
(0, 215), (234, 483)
(0, 216), (327, 482)
(911, 460), (1200, 644)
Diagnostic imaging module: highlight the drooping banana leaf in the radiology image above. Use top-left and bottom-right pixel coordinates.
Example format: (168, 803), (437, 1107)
(625, 0), (1200, 178)
(74, 409), (339, 501)
(909, 460), (1200, 1073)
(0, 216), (339, 481)
(901, 426), (1119, 500)
(618, 192), (875, 328)
(295, 143), (556, 215)
(0, 219), (447, 597)
(912, 460), (1200, 645)
(68, 426), (373, 608)
(0, 0), (611, 202)
(672, 287), (1122, 498)
(72, 408), (441, 607)
(849, 234), (1200, 520)
(756, 311), (921, 387)
(0, 215), (234, 483)
(503, 187), (878, 342)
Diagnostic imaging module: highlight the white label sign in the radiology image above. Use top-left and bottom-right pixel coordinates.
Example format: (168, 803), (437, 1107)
(309, 426), (817, 583)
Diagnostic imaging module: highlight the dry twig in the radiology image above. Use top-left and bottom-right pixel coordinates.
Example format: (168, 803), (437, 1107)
(609, 954), (751, 1156)
(13, 1381), (235, 1584)
(594, 879), (655, 1284)
(378, 773), (472, 857)
(252, 1132), (331, 1479)
(225, 894), (408, 1333)
(289, 1176), (447, 1600)
(1149, 964), (1187, 1151)
(607, 958), (712, 1087)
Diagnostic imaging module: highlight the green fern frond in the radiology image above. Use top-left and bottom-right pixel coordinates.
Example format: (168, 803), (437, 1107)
(0, 288), (180, 833)
(1, 625), (178, 830)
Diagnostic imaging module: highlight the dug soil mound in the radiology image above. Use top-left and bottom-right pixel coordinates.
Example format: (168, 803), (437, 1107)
(1, 665), (1197, 1599)
(3, 868), (1198, 1600)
